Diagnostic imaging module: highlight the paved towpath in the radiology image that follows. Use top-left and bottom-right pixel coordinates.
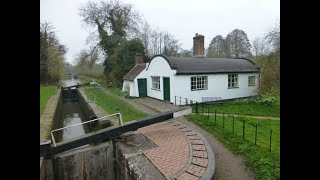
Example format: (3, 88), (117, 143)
(94, 86), (256, 179)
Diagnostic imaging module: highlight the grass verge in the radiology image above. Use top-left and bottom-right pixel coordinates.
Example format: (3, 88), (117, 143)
(192, 95), (280, 117)
(84, 87), (148, 122)
(40, 86), (57, 117)
(186, 114), (280, 180)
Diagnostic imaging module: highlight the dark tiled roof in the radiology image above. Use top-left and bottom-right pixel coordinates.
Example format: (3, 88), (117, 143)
(123, 63), (146, 80)
(150, 55), (260, 74)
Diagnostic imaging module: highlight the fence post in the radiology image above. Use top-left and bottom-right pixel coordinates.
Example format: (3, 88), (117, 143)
(243, 120), (245, 139)
(202, 103), (204, 115)
(255, 124), (258, 146)
(232, 116), (234, 134)
(223, 113), (225, 129)
(196, 102), (198, 114)
(215, 109), (217, 125)
(174, 96), (176, 105)
(269, 130), (272, 152)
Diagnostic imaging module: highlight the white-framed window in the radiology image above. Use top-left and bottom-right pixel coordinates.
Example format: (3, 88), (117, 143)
(191, 76), (208, 90)
(228, 74), (238, 88)
(151, 76), (160, 90)
(248, 76), (256, 86)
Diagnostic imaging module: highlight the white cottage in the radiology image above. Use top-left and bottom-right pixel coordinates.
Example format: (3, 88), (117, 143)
(122, 33), (260, 105)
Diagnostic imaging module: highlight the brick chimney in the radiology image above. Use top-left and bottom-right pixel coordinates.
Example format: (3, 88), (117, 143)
(135, 53), (144, 65)
(193, 33), (205, 57)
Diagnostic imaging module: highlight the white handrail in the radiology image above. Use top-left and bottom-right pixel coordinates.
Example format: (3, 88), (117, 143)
(50, 112), (123, 147)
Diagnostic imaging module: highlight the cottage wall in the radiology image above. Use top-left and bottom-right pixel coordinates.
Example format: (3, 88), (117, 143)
(173, 73), (260, 104)
(145, 57), (176, 101)
(123, 56), (260, 104)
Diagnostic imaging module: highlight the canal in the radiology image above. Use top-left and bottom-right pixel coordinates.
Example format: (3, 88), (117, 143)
(51, 77), (97, 144)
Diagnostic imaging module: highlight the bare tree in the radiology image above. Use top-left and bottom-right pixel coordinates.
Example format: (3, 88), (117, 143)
(265, 21), (280, 54)
(252, 37), (267, 57)
(139, 21), (151, 57)
(225, 29), (252, 58)
(207, 35), (227, 58)
(40, 21), (67, 83)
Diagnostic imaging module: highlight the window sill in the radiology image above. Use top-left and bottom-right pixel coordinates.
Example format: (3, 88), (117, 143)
(191, 89), (208, 91)
(151, 88), (161, 91)
(228, 87), (239, 89)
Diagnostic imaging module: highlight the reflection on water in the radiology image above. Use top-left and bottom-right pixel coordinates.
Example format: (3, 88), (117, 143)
(61, 102), (86, 141)
(58, 78), (86, 143)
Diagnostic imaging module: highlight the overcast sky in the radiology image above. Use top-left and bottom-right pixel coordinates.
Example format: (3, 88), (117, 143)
(40, 0), (280, 64)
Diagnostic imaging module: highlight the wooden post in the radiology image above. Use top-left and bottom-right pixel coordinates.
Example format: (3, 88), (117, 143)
(196, 102), (198, 114)
(215, 109), (217, 125)
(232, 116), (235, 134)
(255, 124), (258, 146)
(243, 120), (245, 139)
(223, 113), (225, 129)
(270, 130), (272, 152)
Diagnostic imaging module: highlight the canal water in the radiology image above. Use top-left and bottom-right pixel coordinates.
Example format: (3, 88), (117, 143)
(59, 78), (87, 142)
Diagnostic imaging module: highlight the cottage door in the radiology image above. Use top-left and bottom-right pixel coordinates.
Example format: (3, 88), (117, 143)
(137, 78), (147, 97)
(163, 77), (170, 101)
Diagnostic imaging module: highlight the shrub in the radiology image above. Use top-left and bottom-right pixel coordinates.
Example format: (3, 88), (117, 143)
(259, 97), (276, 106)
(232, 96), (275, 106)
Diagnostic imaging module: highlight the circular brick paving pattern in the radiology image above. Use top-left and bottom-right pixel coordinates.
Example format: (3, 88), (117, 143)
(138, 120), (214, 180)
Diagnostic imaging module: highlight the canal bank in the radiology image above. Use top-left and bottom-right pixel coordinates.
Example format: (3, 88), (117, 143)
(40, 78), (214, 180)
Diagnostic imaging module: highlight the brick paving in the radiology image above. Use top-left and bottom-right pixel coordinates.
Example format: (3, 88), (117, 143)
(137, 120), (211, 179)
(102, 96), (214, 179)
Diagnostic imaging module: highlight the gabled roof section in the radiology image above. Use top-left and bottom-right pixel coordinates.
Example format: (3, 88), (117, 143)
(149, 55), (260, 74)
(123, 63), (146, 80)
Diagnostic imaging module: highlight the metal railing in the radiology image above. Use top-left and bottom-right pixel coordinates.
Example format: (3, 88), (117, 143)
(175, 95), (279, 152)
(193, 104), (280, 153)
(50, 113), (123, 147)
(174, 96), (197, 106)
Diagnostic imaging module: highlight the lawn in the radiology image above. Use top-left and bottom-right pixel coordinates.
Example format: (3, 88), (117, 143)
(84, 87), (148, 122)
(40, 86), (57, 118)
(78, 75), (105, 84)
(186, 114), (280, 180)
(193, 95), (280, 117)
(78, 75), (130, 98)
